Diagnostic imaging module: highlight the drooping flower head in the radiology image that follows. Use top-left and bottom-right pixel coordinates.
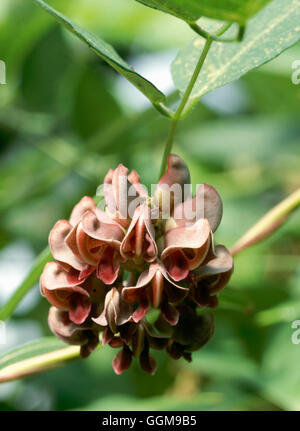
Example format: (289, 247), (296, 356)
(40, 154), (233, 373)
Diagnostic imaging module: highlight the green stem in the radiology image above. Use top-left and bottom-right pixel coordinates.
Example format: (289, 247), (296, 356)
(159, 37), (213, 178)
(153, 102), (174, 118)
(190, 22), (245, 43)
(230, 187), (300, 256)
(0, 345), (81, 383)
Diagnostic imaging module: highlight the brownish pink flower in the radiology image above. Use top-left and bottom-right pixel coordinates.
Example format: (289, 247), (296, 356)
(104, 164), (148, 227)
(93, 287), (132, 333)
(41, 155), (233, 376)
(120, 204), (157, 265)
(103, 320), (169, 375)
(48, 306), (99, 358)
(154, 154), (191, 215)
(167, 305), (215, 362)
(191, 245), (234, 307)
(48, 196), (97, 278)
(172, 182), (223, 232)
(78, 209), (125, 284)
(49, 196), (125, 285)
(161, 218), (212, 282)
(40, 262), (98, 324)
(122, 261), (188, 325)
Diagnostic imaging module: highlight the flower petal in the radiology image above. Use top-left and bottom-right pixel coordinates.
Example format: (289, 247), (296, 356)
(163, 250), (189, 282)
(172, 309), (215, 352)
(161, 301), (179, 326)
(81, 210), (125, 246)
(161, 218), (211, 278)
(131, 324), (145, 357)
(69, 293), (92, 324)
(112, 345), (132, 375)
(173, 184), (222, 232)
(139, 347), (157, 376)
(131, 298), (149, 323)
(122, 261), (188, 305)
(158, 154), (191, 189)
(120, 204), (157, 263)
(69, 196), (96, 226)
(155, 154), (191, 215)
(93, 288), (132, 331)
(193, 245), (233, 294)
(49, 220), (87, 271)
(40, 262), (90, 313)
(40, 262), (85, 291)
(122, 263), (159, 304)
(48, 307), (87, 343)
(104, 164), (144, 224)
(97, 246), (120, 285)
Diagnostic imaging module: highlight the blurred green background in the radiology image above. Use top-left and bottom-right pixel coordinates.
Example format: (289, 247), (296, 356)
(0, 0), (300, 411)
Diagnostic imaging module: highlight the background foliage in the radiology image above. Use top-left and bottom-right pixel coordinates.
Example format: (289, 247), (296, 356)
(0, 0), (300, 411)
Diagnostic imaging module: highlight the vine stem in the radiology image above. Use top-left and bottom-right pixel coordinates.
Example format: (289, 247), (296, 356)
(0, 345), (81, 383)
(159, 37), (213, 178)
(230, 187), (300, 256)
(189, 22), (245, 43)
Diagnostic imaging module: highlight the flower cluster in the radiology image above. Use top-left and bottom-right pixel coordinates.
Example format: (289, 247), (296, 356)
(40, 155), (233, 375)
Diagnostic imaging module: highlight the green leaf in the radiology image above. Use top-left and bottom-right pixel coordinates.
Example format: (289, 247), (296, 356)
(135, 0), (271, 24)
(31, 0), (165, 104)
(256, 300), (300, 326)
(172, 0), (300, 101)
(76, 392), (222, 411)
(0, 337), (81, 383)
(260, 325), (300, 410)
(0, 247), (52, 321)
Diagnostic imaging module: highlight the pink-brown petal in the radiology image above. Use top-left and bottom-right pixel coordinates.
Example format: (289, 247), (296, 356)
(120, 204), (157, 263)
(82, 210), (125, 245)
(97, 246), (120, 285)
(173, 184), (223, 232)
(161, 301), (179, 326)
(155, 154), (191, 213)
(49, 220), (86, 271)
(122, 261), (188, 304)
(139, 348), (157, 376)
(40, 262), (89, 310)
(48, 307), (92, 345)
(165, 250), (189, 282)
(69, 293), (92, 324)
(162, 218), (211, 279)
(122, 263), (158, 304)
(131, 298), (149, 323)
(151, 270), (164, 308)
(40, 262), (85, 292)
(112, 345), (132, 375)
(69, 196), (96, 227)
(193, 245), (233, 294)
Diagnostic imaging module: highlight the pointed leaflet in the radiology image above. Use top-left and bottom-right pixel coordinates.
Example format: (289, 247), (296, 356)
(135, 0), (271, 24)
(172, 0), (300, 100)
(32, 0), (165, 104)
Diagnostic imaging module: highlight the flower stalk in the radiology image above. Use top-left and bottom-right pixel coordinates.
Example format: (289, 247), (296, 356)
(159, 37), (213, 178)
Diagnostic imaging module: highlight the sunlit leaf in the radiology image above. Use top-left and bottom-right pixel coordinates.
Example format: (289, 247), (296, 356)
(172, 0), (300, 100)
(135, 0), (271, 24)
